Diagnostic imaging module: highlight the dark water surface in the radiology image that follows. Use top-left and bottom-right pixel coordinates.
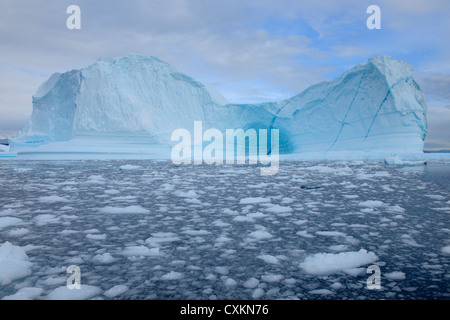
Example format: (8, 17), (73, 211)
(0, 160), (448, 300)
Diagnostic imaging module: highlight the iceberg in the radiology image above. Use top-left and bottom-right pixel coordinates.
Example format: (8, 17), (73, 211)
(8, 54), (428, 160)
(384, 154), (428, 166)
(273, 55), (427, 154)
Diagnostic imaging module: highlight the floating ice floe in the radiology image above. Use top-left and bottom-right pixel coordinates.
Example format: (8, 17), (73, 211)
(1, 287), (43, 300)
(0, 217), (22, 230)
(385, 271), (406, 280)
(257, 255), (279, 265)
(160, 271), (184, 281)
(46, 285), (102, 300)
(0, 242), (33, 286)
(248, 230), (273, 240)
(92, 253), (117, 264)
(119, 164), (141, 170)
(99, 205), (150, 214)
(299, 249), (378, 275)
(121, 246), (161, 257)
(441, 246), (450, 255)
(104, 285), (129, 298)
(38, 195), (69, 203)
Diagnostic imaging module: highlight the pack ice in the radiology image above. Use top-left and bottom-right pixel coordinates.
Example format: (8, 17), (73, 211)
(8, 54), (427, 159)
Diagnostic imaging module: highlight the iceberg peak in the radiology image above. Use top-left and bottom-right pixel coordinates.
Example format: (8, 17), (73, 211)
(368, 54), (414, 88)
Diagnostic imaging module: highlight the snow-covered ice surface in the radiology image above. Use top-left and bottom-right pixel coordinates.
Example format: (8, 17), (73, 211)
(0, 160), (449, 300)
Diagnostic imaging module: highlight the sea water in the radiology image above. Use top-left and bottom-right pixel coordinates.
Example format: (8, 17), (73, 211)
(0, 160), (448, 300)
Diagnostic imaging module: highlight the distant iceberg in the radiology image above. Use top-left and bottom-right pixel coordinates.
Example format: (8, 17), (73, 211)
(8, 54), (429, 160)
(384, 154), (427, 166)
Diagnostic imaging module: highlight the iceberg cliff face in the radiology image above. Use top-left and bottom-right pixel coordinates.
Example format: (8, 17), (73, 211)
(24, 70), (81, 142)
(10, 54), (427, 158)
(272, 55), (427, 153)
(20, 55), (227, 145)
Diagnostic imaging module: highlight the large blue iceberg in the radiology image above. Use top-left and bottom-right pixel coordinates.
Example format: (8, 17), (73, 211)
(8, 54), (427, 159)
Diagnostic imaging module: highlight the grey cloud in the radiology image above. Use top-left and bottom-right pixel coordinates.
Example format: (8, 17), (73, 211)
(425, 105), (450, 149)
(420, 74), (450, 100)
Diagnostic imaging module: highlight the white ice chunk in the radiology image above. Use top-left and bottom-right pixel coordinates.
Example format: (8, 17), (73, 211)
(46, 285), (102, 300)
(86, 233), (107, 240)
(441, 246), (450, 255)
(243, 278), (259, 289)
(1, 287), (43, 300)
(0, 217), (22, 230)
(401, 235), (423, 247)
(261, 274), (283, 282)
(257, 255), (279, 264)
(224, 278), (237, 289)
(215, 266), (229, 275)
(248, 230), (273, 240)
(0, 242), (32, 286)
(33, 214), (60, 225)
(38, 196), (68, 203)
(93, 253), (117, 264)
(174, 190), (198, 198)
(121, 246), (160, 257)
(99, 205), (150, 214)
(145, 233), (181, 247)
(309, 289), (335, 295)
(316, 231), (346, 237)
(252, 288), (265, 299)
(182, 229), (210, 236)
(330, 282), (344, 290)
(104, 285), (129, 298)
(7, 228), (30, 237)
(329, 245), (349, 252)
(385, 271), (406, 280)
(300, 249), (378, 275)
(264, 204), (293, 214)
(296, 230), (314, 238)
(359, 200), (384, 208)
(386, 205), (406, 213)
(119, 164), (141, 170)
(161, 271), (184, 280)
(425, 195), (445, 200)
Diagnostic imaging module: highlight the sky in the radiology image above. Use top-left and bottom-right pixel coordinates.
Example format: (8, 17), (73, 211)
(0, 0), (449, 149)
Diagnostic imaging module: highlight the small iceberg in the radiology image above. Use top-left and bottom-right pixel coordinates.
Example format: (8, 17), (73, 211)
(384, 154), (427, 166)
(0, 144), (17, 158)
